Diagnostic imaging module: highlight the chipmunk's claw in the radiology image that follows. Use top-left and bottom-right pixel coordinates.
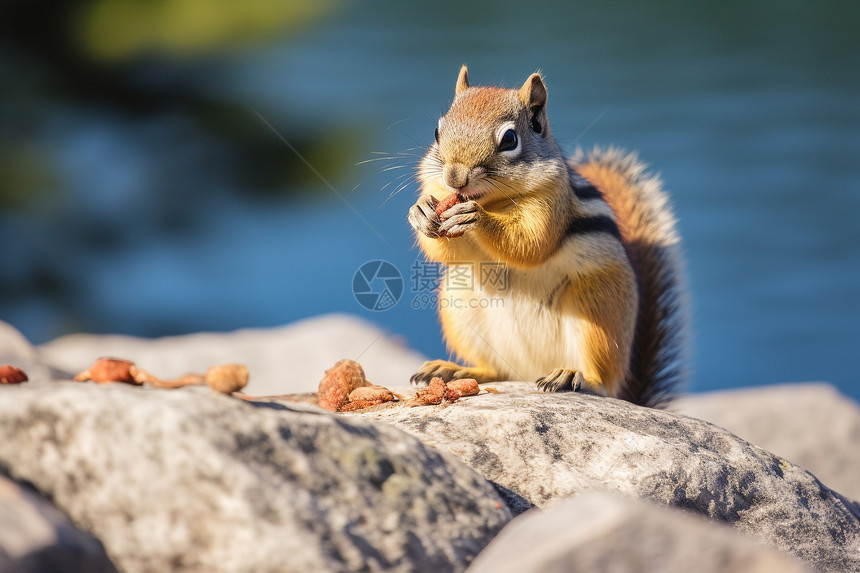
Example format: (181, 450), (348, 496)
(410, 359), (494, 387)
(408, 196), (442, 238)
(410, 360), (464, 386)
(438, 200), (480, 237)
(536, 369), (584, 393)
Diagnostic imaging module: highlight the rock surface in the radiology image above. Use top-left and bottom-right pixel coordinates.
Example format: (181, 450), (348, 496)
(467, 491), (810, 573)
(675, 383), (860, 502)
(3, 318), (860, 572)
(352, 382), (860, 572)
(0, 382), (510, 573)
(0, 474), (117, 573)
(36, 313), (426, 395)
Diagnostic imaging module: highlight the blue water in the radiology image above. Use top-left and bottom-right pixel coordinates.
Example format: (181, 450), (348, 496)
(2, 0), (859, 400)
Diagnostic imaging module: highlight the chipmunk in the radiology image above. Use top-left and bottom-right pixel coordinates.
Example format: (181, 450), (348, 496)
(407, 66), (687, 407)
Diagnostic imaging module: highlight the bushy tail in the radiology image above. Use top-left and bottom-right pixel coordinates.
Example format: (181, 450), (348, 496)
(572, 147), (688, 407)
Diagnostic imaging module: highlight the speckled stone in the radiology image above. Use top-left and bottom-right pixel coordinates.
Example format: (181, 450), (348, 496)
(0, 382), (510, 573)
(353, 382), (860, 573)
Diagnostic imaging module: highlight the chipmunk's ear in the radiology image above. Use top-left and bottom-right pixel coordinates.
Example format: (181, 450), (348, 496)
(455, 65), (470, 95)
(519, 72), (548, 135)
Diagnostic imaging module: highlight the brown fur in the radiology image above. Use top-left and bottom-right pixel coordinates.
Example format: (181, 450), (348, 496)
(575, 149), (686, 406)
(475, 191), (569, 268)
(565, 262), (639, 395)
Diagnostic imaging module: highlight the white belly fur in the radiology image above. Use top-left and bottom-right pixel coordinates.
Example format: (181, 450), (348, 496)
(438, 250), (586, 381)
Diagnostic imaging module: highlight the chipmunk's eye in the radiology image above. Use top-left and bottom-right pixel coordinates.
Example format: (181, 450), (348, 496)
(498, 128), (518, 152)
(434, 127), (440, 144)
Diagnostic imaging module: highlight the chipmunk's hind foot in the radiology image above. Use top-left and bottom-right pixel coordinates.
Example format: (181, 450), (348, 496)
(536, 369), (586, 393)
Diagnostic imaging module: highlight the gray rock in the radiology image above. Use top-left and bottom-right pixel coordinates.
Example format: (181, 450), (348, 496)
(467, 491), (810, 573)
(0, 382), (510, 573)
(0, 473), (117, 573)
(674, 383), (860, 502)
(352, 382), (860, 572)
(36, 313), (426, 395)
(7, 317), (860, 571)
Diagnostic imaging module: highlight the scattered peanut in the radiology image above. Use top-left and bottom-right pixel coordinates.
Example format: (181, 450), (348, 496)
(434, 193), (463, 216)
(349, 385), (395, 403)
(412, 376), (447, 406)
(0, 365), (28, 384)
(205, 364), (249, 394)
(447, 378), (479, 396)
(74, 358), (141, 385)
(406, 376), (483, 407)
(435, 193), (466, 238)
(340, 399), (386, 412)
(340, 384), (397, 410)
(444, 386), (462, 402)
(317, 359), (370, 412)
(73, 358), (248, 394)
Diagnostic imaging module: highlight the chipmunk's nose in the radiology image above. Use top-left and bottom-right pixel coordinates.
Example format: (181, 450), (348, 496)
(443, 163), (469, 190)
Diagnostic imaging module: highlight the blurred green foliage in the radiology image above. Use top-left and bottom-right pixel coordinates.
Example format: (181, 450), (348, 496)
(0, 0), (350, 212)
(0, 144), (56, 211)
(0, 0), (361, 338)
(78, 0), (337, 60)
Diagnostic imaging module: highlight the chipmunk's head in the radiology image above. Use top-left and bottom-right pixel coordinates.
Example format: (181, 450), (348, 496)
(419, 65), (566, 203)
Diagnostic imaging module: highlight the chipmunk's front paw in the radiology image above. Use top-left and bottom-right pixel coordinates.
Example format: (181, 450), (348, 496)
(438, 200), (481, 238)
(536, 369), (585, 393)
(408, 195), (442, 238)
